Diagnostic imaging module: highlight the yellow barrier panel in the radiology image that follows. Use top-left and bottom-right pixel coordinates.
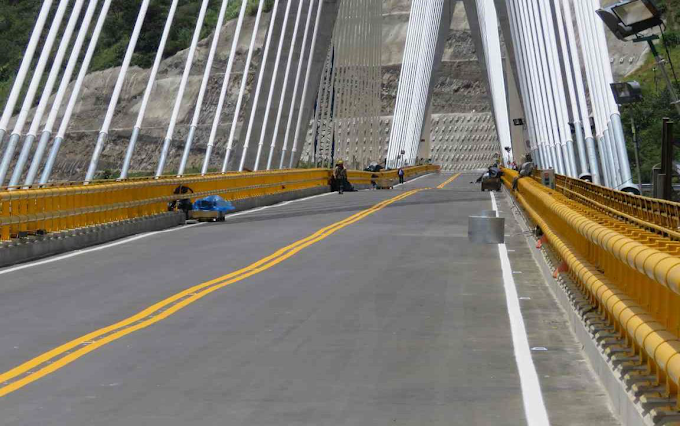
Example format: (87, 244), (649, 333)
(0, 165), (439, 242)
(504, 169), (680, 407)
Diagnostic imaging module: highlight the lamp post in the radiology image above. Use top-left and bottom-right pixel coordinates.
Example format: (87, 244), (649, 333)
(631, 117), (643, 187)
(597, 0), (680, 115)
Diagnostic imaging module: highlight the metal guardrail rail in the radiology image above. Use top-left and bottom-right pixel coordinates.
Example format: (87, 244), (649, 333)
(505, 169), (680, 413)
(554, 174), (680, 241)
(0, 165), (439, 242)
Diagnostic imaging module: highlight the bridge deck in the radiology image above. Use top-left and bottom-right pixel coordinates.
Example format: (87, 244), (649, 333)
(0, 174), (617, 425)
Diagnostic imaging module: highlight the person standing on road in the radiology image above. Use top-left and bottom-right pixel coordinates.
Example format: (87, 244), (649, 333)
(333, 160), (348, 194)
(512, 155), (534, 192)
(398, 167), (405, 184)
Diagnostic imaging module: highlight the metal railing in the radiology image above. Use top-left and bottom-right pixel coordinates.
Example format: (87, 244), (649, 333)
(0, 165), (439, 242)
(504, 169), (680, 408)
(554, 174), (680, 241)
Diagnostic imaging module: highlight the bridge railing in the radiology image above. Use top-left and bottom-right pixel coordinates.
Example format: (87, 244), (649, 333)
(0, 165), (439, 242)
(504, 169), (680, 408)
(554, 174), (680, 241)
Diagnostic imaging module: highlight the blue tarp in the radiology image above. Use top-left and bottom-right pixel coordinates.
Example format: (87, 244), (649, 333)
(192, 195), (236, 213)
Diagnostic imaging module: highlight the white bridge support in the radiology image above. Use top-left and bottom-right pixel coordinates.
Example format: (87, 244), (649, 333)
(387, 0), (445, 169)
(491, 0), (637, 192)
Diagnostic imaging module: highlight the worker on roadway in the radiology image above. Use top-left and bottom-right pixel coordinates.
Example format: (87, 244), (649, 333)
(333, 160), (348, 194)
(512, 154), (535, 192)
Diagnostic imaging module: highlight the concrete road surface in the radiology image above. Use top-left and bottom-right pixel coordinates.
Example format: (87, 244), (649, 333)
(0, 173), (618, 425)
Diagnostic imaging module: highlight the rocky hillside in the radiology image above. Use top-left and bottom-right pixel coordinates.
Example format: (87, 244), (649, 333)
(7, 10), (273, 180)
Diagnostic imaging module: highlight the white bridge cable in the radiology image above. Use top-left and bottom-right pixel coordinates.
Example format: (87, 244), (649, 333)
(521, 0), (560, 172)
(254, 0), (294, 171)
(527, 0), (566, 174)
(513, 0), (554, 169)
(24, 0), (100, 187)
(510, 0), (546, 166)
(557, 0), (600, 184)
(239, 0), (281, 171)
(403, 0), (437, 166)
(475, 0), (512, 166)
(0, 0), (54, 149)
(40, 0), (114, 185)
(392, 0), (427, 167)
(266, 0), (307, 170)
(507, 0), (544, 168)
(154, 0), (210, 178)
(9, 0), (87, 188)
(177, 0), (233, 177)
(402, 0), (433, 164)
(582, 0), (620, 188)
(588, 0), (635, 191)
(538, 0), (577, 177)
(0, 0), (71, 186)
(223, 0), (267, 172)
(278, 0), (316, 169)
(202, 0), (249, 175)
(518, 0), (561, 172)
(404, 0), (442, 166)
(387, 0), (425, 168)
(289, 0), (324, 168)
(119, 0), (180, 180)
(553, 0), (587, 177)
(572, 0), (612, 187)
(85, 0), (152, 183)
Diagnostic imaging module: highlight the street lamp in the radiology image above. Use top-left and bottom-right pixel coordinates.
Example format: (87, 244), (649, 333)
(596, 0), (663, 40)
(610, 81), (643, 104)
(597, 0), (680, 115)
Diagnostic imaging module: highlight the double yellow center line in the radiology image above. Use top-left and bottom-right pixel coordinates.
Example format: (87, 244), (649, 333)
(437, 173), (461, 189)
(0, 188), (425, 398)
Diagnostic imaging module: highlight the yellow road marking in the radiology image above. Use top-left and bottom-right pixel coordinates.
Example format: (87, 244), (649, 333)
(0, 189), (425, 398)
(437, 173), (461, 189)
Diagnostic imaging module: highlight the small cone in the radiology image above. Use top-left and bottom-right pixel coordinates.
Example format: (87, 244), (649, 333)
(536, 235), (546, 249)
(553, 260), (569, 278)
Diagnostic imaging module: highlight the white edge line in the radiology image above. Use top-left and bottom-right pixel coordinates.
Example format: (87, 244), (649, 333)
(491, 191), (551, 426)
(0, 190), (336, 276)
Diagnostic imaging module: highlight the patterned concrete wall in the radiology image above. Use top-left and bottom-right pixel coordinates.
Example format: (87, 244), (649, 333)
(430, 112), (499, 172)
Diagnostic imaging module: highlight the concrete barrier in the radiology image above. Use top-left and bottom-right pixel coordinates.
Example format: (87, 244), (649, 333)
(0, 212), (185, 268)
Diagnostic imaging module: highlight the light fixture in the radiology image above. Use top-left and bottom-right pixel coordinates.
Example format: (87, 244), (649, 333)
(596, 0), (663, 41)
(599, 0), (680, 115)
(610, 81), (643, 104)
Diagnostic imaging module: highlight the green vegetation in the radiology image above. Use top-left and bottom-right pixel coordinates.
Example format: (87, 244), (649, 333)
(0, 0), (273, 112)
(620, 0), (680, 184)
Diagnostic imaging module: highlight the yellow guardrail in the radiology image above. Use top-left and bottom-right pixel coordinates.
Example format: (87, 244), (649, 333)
(554, 174), (680, 241)
(0, 165), (439, 242)
(504, 169), (680, 407)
